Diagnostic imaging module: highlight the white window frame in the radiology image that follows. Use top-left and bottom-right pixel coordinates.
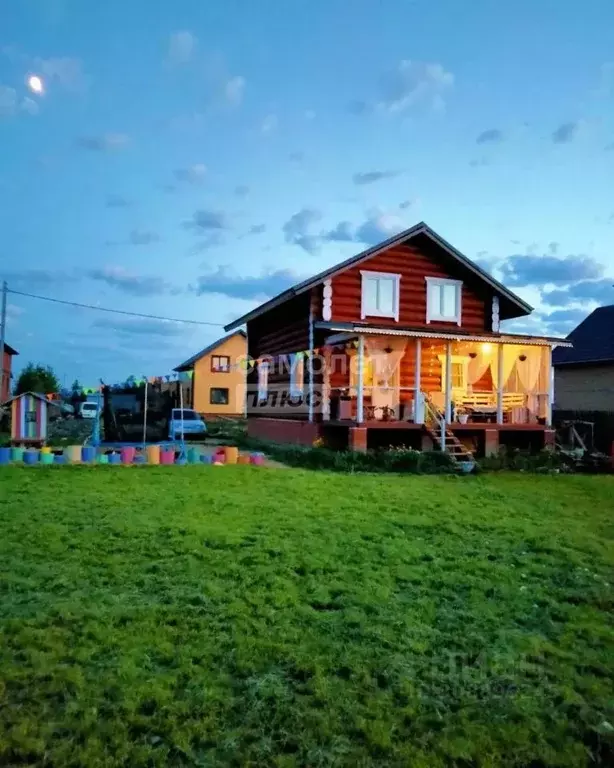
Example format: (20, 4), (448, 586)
(425, 277), (462, 326)
(360, 270), (401, 322)
(437, 354), (470, 394)
(289, 353), (304, 397)
(257, 361), (269, 402)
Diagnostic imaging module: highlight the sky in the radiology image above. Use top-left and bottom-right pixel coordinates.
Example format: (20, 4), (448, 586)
(1, 0), (613, 387)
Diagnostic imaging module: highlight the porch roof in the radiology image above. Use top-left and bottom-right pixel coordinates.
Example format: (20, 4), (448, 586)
(317, 322), (573, 348)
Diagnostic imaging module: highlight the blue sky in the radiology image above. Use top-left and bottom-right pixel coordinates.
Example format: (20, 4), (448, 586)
(1, 0), (613, 386)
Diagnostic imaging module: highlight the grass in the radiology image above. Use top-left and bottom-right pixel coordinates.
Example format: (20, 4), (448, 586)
(0, 467), (613, 767)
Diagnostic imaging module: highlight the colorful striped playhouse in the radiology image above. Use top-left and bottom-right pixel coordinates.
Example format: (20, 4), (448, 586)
(5, 392), (51, 445)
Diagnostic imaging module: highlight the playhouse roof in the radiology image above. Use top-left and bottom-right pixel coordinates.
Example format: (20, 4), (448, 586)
(2, 391), (53, 406)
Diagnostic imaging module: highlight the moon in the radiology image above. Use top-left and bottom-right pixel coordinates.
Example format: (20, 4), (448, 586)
(27, 75), (44, 95)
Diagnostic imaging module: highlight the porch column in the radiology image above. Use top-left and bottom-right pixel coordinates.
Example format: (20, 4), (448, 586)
(357, 335), (364, 423)
(444, 341), (452, 423)
(547, 347), (554, 427)
(414, 338), (422, 423)
(496, 343), (504, 424)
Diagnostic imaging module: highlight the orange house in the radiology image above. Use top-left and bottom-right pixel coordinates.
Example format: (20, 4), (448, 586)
(174, 331), (246, 417)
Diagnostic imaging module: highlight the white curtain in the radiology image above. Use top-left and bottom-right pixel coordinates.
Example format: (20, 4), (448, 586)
(490, 346), (519, 390)
(516, 346), (542, 393)
(467, 350), (492, 389)
(364, 337), (407, 387)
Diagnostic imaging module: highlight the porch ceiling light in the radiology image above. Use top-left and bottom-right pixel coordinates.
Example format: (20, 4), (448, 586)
(481, 342), (492, 353)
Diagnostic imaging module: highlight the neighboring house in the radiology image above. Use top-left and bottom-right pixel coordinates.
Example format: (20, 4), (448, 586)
(552, 305), (614, 411)
(1, 343), (18, 402)
(225, 221), (571, 457)
(174, 331), (247, 417)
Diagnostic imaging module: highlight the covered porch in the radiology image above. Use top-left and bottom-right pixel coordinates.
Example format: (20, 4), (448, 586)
(317, 328), (570, 452)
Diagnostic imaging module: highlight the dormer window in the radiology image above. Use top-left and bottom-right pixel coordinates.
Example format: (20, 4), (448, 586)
(426, 277), (462, 325)
(360, 270), (401, 321)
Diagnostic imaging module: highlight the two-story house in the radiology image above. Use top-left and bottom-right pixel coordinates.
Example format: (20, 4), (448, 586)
(1, 343), (18, 403)
(225, 222), (571, 457)
(174, 330), (246, 417)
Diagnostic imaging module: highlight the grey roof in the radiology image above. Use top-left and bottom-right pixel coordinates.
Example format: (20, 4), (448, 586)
(224, 221), (533, 331)
(174, 330), (246, 372)
(552, 305), (614, 366)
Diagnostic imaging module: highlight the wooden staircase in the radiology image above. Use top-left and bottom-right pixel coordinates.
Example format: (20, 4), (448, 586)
(424, 398), (474, 463)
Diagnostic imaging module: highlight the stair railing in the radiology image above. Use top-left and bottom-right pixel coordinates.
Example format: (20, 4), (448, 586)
(424, 395), (446, 452)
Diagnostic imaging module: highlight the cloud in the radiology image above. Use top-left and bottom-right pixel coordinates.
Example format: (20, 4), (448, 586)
(282, 208), (322, 254)
(0, 85), (39, 118)
(379, 60), (454, 113)
(224, 75), (245, 105)
(88, 267), (170, 296)
(128, 229), (160, 246)
(4, 268), (77, 286)
(194, 267), (302, 300)
(93, 317), (185, 337)
(499, 252), (603, 287)
(541, 278), (614, 307)
(538, 308), (588, 335)
(173, 163), (207, 183)
(248, 224), (266, 235)
(234, 184), (249, 197)
(552, 121), (579, 144)
(260, 114), (278, 134)
(476, 128), (503, 144)
(167, 31), (197, 64)
(75, 133), (130, 151)
(105, 193), (131, 208)
(322, 211), (405, 247)
(184, 208), (229, 232)
(38, 56), (85, 91)
(352, 170), (400, 185)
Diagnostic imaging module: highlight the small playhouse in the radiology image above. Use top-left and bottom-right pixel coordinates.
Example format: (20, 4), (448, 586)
(5, 392), (52, 446)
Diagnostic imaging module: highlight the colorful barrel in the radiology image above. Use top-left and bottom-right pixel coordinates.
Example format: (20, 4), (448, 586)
(40, 452), (55, 465)
(187, 447), (201, 464)
(24, 450), (39, 465)
(82, 446), (97, 463)
(133, 453), (146, 465)
(121, 447), (135, 465)
(224, 446), (239, 465)
(66, 445), (82, 464)
(98, 454), (109, 465)
(10, 447), (24, 462)
(108, 452), (121, 465)
(237, 454), (250, 465)
(200, 454), (213, 464)
(0, 447), (11, 465)
(146, 445), (160, 465)
(160, 449), (175, 465)
(41, 446), (52, 454)
(250, 452), (265, 466)
(54, 453), (67, 465)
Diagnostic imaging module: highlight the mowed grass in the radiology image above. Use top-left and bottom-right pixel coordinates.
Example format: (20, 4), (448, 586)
(0, 468), (613, 767)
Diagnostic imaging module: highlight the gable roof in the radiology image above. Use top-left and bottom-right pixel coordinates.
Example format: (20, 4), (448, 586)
(2, 391), (53, 406)
(174, 330), (246, 372)
(2, 343), (18, 356)
(224, 221), (533, 331)
(552, 305), (614, 366)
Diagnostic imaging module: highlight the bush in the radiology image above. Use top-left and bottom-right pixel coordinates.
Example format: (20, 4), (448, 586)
(478, 448), (566, 473)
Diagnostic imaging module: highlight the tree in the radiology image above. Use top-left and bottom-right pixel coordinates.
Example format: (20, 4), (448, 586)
(15, 363), (60, 396)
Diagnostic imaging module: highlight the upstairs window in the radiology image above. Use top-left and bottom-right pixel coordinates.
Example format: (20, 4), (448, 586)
(360, 270), (400, 321)
(289, 353), (304, 397)
(426, 277), (462, 325)
(211, 355), (230, 372)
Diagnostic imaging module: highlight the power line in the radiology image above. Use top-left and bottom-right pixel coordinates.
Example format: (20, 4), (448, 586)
(7, 288), (226, 328)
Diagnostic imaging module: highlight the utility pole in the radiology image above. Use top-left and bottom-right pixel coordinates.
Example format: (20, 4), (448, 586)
(0, 281), (7, 402)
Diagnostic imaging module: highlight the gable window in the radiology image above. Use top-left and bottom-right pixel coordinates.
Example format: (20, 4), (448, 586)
(426, 278), (462, 325)
(210, 387), (229, 405)
(257, 361), (269, 402)
(289, 354), (304, 397)
(360, 270), (401, 321)
(211, 355), (230, 372)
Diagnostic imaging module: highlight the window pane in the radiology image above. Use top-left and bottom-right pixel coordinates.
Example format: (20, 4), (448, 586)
(377, 278), (394, 314)
(210, 388), (229, 405)
(442, 284), (457, 318)
(364, 278), (378, 313)
(427, 283), (441, 316)
(451, 363), (464, 388)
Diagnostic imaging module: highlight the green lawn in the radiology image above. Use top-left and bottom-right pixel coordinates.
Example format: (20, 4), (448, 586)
(1, 468), (613, 767)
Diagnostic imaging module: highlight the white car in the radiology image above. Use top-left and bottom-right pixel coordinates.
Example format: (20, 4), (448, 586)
(79, 402), (99, 419)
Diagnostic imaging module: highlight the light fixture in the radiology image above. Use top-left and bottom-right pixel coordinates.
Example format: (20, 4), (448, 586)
(384, 345), (393, 354)
(518, 354), (527, 362)
(481, 343), (492, 353)
(469, 352), (477, 359)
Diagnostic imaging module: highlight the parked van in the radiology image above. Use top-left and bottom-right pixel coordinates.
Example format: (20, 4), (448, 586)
(168, 409), (207, 439)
